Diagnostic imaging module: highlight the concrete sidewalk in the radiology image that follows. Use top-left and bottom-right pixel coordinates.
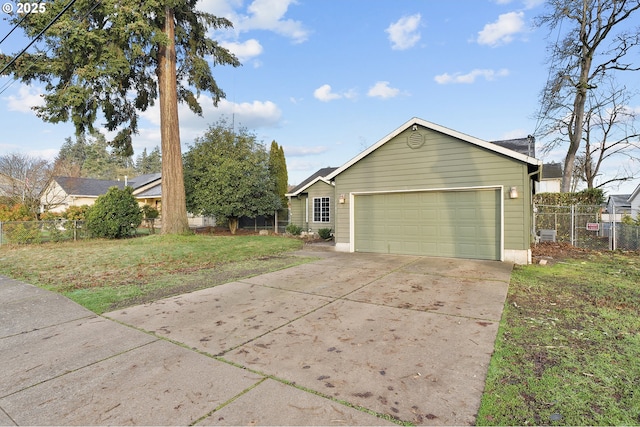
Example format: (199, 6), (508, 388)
(0, 250), (512, 426)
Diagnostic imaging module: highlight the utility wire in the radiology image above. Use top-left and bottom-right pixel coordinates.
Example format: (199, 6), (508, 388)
(0, 9), (31, 46)
(0, 0), (78, 76)
(0, 0), (102, 96)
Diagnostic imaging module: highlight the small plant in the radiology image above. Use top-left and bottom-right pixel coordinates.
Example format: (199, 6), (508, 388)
(318, 228), (332, 240)
(285, 223), (302, 236)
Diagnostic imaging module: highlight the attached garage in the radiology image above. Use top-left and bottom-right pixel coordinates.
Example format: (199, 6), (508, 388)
(287, 118), (541, 264)
(352, 188), (502, 260)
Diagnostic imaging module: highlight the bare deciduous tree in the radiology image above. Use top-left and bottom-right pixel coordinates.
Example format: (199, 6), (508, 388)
(574, 80), (640, 189)
(0, 153), (52, 213)
(535, 0), (640, 192)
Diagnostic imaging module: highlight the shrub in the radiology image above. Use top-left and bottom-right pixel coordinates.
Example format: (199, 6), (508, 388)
(85, 187), (142, 239)
(285, 224), (302, 235)
(318, 228), (332, 240)
(3, 222), (41, 244)
(64, 205), (90, 221)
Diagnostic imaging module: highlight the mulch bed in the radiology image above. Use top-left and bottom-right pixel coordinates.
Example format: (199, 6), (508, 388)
(532, 241), (595, 264)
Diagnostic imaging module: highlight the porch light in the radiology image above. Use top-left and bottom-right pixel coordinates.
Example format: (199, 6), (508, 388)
(509, 186), (519, 199)
(338, 194), (346, 204)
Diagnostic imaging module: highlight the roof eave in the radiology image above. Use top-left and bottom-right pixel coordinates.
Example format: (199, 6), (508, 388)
(285, 176), (333, 197)
(326, 117), (542, 180)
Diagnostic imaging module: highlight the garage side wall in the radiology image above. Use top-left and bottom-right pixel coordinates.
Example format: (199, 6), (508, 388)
(333, 127), (533, 263)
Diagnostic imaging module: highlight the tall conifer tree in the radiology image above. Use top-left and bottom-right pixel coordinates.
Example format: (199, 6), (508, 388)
(1, 0), (240, 233)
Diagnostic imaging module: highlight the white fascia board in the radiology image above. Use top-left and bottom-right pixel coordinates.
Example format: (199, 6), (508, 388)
(628, 183), (640, 203)
(285, 176), (333, 197)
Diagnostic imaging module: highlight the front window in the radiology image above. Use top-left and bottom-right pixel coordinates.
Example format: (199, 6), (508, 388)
(313, 197), (330, 222)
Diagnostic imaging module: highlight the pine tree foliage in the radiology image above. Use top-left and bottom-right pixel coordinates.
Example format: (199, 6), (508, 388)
(268, 140), (289, 208)
(1, 0), (240, 234)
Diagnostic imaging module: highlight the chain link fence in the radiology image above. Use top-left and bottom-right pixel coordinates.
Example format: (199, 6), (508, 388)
(534, 204), (639, 251)
(0, 220), (89, 245)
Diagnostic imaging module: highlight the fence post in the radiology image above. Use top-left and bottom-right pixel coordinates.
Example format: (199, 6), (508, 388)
(570, 205), (575, 246)
(73, 220), (77, 242)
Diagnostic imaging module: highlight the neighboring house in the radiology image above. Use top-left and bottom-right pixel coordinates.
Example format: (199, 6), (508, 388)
(0, 172), (21, 199)
(602, 194), (633, 223)
(41, 174), (162, 213)
(287, 118), (542, 264)
(536, 162), (563, 193)
(628, 183), (640, 219)
(491, 137), (562, 193)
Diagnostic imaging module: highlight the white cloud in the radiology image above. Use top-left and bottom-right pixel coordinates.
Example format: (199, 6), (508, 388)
(491, 0), (543, 9)
(434, 68), (510, 84)
(367, 81), (400, 99)
(313, 84), (340, 102)
(477, 11), (525, 46)
(283, 145), (328, 156)
(385, 13), (421, 50)
(136, 94), (282, 151)
(220, 38), (263, 62)
(523, 0), (545, 9)
(233, 0), (309, 44)
(313, 84), (356, 102)
(4, 84), (45, 113)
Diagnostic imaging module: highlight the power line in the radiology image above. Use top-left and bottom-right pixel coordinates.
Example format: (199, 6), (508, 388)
(0, 0), (103, 96)
(0, 0), (78, 76)
(0, 8), (31, 46)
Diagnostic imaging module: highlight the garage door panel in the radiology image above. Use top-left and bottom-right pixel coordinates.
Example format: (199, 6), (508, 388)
(354, 189), (500, 260)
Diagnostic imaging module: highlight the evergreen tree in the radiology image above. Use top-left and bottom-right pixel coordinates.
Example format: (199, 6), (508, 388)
(1, 0), (240, 234)
(268, 141), (289, 208)
(184, 120), (281, 234)
(135, 146), (162, 174)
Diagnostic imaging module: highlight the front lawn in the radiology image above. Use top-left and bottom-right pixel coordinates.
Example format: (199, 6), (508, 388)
(478, 252), (640, 425)
(0, 234), (305, 314)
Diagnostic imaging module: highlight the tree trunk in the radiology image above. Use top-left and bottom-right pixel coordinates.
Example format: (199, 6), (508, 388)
(158, 6), (190, 234)
(228, 217), (238, 235)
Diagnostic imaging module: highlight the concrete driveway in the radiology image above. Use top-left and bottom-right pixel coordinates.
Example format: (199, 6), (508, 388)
(0, 249), (512, 426)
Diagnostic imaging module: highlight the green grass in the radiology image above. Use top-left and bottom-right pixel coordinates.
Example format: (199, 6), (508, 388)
(477, 252), (640, 426)
(0, 234), (305, 314)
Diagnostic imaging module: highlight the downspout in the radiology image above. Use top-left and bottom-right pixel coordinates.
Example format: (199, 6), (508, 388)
(529, 168), (541, 246)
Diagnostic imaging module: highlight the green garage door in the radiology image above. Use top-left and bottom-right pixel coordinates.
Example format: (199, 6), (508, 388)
(354, 189), (501, 260)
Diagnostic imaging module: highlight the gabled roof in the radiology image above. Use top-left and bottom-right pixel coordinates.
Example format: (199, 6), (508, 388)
(53, 174), (162, 198)
(54, 176), (124, 197)
(608, 194), (632, 209)
(492, 136), (535, 158)
(326, 117), (542, 180)
(628, 183), (640, 203)
(129, 173), (161, 188)
(541, 162), (563, 179)
(286, 167), (337, 197)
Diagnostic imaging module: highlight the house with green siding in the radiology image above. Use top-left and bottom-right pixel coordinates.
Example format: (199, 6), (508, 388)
(286, 118), (542, 264)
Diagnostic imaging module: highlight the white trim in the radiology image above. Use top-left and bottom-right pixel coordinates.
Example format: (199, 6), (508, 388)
(312, 196), (331, 223)
(326, 117), (541, 181)
(285, 176), (334, 197)
(628, 183), (640, 203)
(348, 185), (504, 261)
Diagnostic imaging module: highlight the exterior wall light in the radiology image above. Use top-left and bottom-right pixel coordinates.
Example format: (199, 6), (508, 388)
(509, 186), (519, 199)
(338, 194), (346, 204)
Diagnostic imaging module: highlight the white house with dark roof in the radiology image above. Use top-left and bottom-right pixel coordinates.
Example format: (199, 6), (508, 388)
(41, 174), (161, 213)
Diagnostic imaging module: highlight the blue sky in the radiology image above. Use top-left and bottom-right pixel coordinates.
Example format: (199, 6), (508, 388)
(1, 0), (638, 194)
